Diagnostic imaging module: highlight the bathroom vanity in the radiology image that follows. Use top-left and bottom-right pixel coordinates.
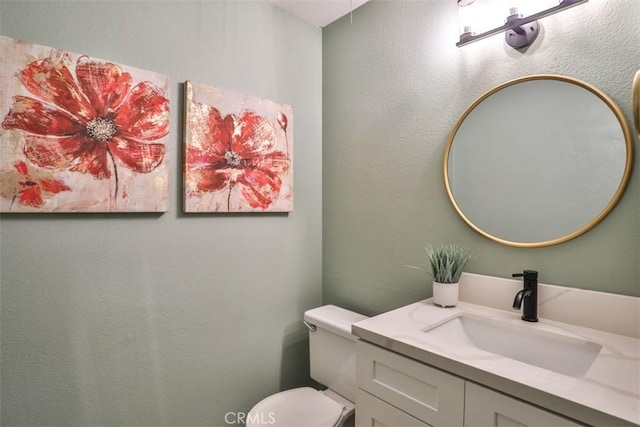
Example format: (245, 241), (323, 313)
(352, 273), (640, 427)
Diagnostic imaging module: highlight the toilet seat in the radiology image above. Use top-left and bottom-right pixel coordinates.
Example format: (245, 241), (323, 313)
(247, 387), (352, 427)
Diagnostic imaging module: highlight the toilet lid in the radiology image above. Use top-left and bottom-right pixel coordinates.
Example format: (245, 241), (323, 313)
(247, 387), (346, 427)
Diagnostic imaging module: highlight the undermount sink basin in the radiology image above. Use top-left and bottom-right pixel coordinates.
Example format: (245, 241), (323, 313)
(423, 314), (602, 377)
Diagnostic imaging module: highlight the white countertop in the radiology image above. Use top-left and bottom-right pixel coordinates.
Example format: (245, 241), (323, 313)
(352, 297), (640, 426)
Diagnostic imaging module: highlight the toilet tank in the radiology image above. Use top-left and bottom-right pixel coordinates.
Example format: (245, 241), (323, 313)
(303, 305), (368, 402)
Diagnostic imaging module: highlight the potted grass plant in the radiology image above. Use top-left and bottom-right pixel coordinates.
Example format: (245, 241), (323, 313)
(408, 243), (473, 307)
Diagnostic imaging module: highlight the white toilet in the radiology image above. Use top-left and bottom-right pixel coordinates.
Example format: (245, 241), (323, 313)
(247, 305), (368, 427)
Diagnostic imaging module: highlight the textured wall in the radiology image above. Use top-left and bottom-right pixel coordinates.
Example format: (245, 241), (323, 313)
(323, 0), (639, 316)
(0, 1), (322, 426)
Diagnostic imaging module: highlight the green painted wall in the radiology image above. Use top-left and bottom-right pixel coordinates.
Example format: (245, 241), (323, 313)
(2, 0), (639, 424)
(0, 1), (322, 425)
(323, 0), (640, 316)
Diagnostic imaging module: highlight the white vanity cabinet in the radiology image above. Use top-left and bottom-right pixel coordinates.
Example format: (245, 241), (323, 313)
(356, 341), (586, 427)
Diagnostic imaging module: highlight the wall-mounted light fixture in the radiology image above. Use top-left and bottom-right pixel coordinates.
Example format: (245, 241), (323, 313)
(457, 0), (588, 49)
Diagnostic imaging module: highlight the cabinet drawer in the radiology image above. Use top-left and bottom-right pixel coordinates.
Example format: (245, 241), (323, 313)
(465, 382), (587, 427)
(356, 341), (465, 426)
(356, 388), (432, 427)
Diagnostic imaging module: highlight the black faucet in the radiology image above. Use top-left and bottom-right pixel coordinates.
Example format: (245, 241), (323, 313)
(512, 270), (538, 322)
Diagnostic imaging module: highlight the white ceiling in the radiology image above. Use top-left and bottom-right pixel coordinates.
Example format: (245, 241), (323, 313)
(266, 0), (370, 28)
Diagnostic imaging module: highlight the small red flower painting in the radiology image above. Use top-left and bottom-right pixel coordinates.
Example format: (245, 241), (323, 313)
(184, 81), (293, 212)
(0, 36), (169, 212)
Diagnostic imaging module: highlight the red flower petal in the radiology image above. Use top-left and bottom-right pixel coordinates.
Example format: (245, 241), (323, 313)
(39, 178), (71, 194)
(2, 96), (86, 136)
(185, 145), (225, 168)
(188, 102), (233, 156)
(23, 134), (111, 179)
(18, 186), (44, 208)
(113, 81), (169, 142)
(249, 151), (290, 175)
(186, 165), (230, 193)
(14, 161), (29, 176)
(231, 111), (276, 158)
(76, 57), (132, 117)
(108, 136), (164, 174)
(17, 57), (94, 121)
(238, 168), (281, 209)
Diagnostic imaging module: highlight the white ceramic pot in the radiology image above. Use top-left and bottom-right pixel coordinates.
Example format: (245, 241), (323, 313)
(433, 281), (459, 307)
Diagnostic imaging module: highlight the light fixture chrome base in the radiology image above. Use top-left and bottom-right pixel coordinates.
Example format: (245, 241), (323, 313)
(456, 0), (587, 48)
(505, 20), (540, 49)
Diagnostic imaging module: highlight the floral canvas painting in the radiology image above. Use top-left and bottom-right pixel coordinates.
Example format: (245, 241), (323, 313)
(184, 81), (293, 213)
(0, 36), (169, 212)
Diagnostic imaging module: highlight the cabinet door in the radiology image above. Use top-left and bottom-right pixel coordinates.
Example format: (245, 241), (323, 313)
(356, 388), (432, 427)
(357, 341), (465, 426)
(464, 382), (586, 427)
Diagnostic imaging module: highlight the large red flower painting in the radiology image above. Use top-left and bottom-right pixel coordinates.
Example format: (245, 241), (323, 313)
(184, 81), (293, 212)
(0, 36), (169, 212)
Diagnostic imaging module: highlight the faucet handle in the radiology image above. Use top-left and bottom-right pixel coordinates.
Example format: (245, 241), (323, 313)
(512, 270), (538, 280)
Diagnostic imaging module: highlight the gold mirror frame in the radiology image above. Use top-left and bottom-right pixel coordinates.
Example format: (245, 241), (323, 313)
(634, 70), (640, 139)
(444, 74), (634, 248)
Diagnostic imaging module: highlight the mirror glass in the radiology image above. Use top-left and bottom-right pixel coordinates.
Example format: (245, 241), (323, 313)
(445, 75), (633, 247)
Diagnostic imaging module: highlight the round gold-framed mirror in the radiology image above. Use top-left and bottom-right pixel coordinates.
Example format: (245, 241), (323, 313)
(444, 74), (633, 248)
